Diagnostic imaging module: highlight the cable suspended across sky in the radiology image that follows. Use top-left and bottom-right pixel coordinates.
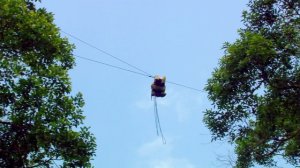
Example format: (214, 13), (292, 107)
(62, 30), (204, 144)
(62, 30), (203, 92)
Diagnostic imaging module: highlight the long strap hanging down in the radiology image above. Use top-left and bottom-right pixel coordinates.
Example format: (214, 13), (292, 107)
(153, 96), (166, 144)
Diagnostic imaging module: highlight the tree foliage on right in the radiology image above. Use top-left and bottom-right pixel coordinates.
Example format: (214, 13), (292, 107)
(204, 0), (300, 167)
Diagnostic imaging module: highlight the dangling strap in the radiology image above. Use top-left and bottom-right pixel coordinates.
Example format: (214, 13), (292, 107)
(153, 96), (166, 144)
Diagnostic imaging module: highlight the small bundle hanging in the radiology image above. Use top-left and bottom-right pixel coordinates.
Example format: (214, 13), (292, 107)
(151, 75), (166, 144)
(151, 76), (166, 97)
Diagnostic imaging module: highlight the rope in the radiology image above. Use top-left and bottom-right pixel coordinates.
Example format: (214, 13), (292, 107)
(153, 96), (166, 144)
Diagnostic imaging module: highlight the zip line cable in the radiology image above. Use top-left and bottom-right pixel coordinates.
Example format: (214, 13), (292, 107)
(62, 31), (204, 92)
(61, 30), (153, 77)
(74, 55), (204, 92)
(166, 80), (203, 92)
(74, 55), (153, 78)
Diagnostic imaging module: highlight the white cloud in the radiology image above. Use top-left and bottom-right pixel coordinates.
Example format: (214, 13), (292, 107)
(134, 87), (205, 123)
(138, 138), (172, 157)
(151, 158), (196, 168)
(136, 138), (196, 168)
(133, 88), (205, 168)
(135, 98), (153, 110)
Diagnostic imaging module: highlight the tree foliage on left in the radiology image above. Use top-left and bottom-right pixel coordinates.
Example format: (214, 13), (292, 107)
(0, 0), (96, 167)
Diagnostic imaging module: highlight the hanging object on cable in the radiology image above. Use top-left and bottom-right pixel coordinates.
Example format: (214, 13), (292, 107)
(151, 75), (166, 97)
(151, 75), (166, 144)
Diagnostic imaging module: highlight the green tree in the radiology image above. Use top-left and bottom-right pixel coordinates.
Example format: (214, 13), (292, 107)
(204, 0), (300, 167)
(0, 0), (96, 167)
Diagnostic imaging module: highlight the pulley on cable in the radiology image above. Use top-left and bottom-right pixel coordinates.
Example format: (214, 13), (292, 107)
(151, 75), (167, 144)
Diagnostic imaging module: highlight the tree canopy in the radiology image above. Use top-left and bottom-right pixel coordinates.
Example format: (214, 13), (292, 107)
(204, 0), (300, 167)
(0, 0), (96, 167)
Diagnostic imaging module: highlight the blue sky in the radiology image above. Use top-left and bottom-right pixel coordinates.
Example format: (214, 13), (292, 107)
(38, 1), (289, 167)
